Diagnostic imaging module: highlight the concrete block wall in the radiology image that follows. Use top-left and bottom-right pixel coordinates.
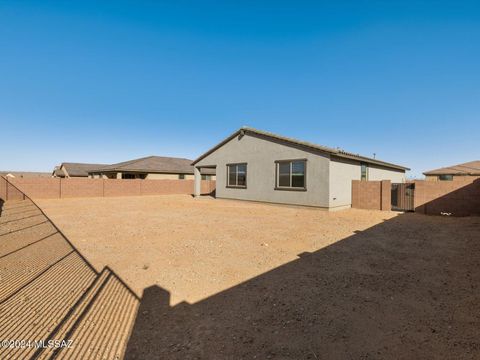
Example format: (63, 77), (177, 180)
(414, 178), (480, 216)
(380, 180), (391, 211)
(62, 178), (105, 198)
(352, 180), (391, 211)
(5, 178), (216, 200)
(9, 178), (60, 199)
(104, 179), (142, 197)
(0, 177), (25, 201)
(140, 179), (194, 195)
(353, 178), (480, 216)
(0, 177), (6, 201)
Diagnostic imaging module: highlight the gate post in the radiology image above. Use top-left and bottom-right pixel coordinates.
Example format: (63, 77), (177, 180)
(380, 180), (391, 211)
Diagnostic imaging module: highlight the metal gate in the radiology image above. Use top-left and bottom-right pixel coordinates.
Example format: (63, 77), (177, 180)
(391, 183), (415, 211)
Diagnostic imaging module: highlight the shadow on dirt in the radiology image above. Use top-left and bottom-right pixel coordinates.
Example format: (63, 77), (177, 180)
(125, 213), (480, 359)
(0, 191), (139, 360)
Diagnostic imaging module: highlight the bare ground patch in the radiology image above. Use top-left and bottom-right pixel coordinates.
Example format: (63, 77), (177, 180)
(34, 195), (480, 359)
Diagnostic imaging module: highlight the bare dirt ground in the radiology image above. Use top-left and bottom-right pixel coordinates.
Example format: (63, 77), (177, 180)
(35, 195), (480, 359)
(36, 195), (398, 304)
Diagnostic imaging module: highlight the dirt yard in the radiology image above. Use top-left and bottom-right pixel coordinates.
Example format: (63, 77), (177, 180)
(35, 195), (480, 359)
(36, 195), (396, 304)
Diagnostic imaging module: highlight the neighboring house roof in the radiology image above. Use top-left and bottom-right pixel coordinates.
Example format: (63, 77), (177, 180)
(61, 163), (109, 177)
(52, 167), (65, 177)
(423, 160), (480, 176)
(0, 171), (52, 178)
(91, 156), (216, 175)
(192, 127), (410, 171)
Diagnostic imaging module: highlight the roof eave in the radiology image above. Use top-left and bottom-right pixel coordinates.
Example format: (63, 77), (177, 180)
(192, 127), (409, 171)
(333, 153), (410, 171)
(191, 129), (243, 165)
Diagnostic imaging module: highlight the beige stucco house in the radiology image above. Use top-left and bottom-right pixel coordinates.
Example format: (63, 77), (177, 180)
(88, 156), (215, 180)
(192, 127), (408, 210)
(52, 163), (108, 178)
(423, 160), (480, 181)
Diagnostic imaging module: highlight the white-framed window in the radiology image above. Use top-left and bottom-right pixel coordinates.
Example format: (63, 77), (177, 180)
(275, 159), (306, 190)
(227, 163), (247, 188)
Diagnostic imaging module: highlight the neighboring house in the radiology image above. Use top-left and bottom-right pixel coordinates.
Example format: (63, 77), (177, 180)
(88, 156), (216, 180)
(423, 160), (480, 181)
(0, 171), (52, 178)
(53, 163), (108, 178)
(192, 127), (409, 210)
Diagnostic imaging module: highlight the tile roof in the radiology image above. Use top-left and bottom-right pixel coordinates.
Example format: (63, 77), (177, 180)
(62, 163), (109, 177)
(423, 160), (480, 175)
(192, 127), (410, 171)
(92, 156), (215, 175)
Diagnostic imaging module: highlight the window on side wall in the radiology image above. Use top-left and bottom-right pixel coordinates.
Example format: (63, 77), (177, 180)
(227, 163), (247, 188)
(275, 159), (306, 190)
(201, 175), (211, 180)
(439, 174), (453, 181)
(361, 163), (368, 181)
(178, 174), (185, 180)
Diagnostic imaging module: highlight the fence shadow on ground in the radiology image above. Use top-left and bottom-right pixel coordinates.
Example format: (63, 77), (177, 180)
(125, 212), (480, 359)
(0, 178), (140, 360)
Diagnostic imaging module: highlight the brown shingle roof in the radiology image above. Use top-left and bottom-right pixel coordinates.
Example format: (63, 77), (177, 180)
(92, 156), (215, 175)
(61, 163), (109, 177)
(423, 160), (480, 176)
(192, 127), (410, 171)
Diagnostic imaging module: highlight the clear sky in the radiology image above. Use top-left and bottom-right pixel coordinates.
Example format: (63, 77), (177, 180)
(1, 1), (479, 178)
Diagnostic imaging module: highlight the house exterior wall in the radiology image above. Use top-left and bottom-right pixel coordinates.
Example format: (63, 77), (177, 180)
(146, 173), (212, 180)
(329, 157), (405, 208)
(329, 157), (361, 209)
(90, 174), (109, 179)
(195, 132), (331, 207)
(368, 164), (405, 182)
(147, 173), (185, 180)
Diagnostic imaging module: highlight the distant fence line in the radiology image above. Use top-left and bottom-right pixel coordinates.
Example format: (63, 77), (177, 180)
(0, 177), (215, 200)
(352, 178), (480, 216)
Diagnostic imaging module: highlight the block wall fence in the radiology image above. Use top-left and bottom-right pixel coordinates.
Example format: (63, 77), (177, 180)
(414, 178), (480, 216)
(0, 177), (215, 200)
(352, 178), (480, 216)
(351, 180), (391, 211)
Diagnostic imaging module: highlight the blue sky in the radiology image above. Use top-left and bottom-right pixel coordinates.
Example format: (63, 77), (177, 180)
(0, 1), (479, 178)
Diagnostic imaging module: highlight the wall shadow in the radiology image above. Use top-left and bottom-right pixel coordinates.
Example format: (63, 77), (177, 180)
(416, 179), (480, 216)
(126, 213), (480, 359)
(0, 181), (140, 360)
